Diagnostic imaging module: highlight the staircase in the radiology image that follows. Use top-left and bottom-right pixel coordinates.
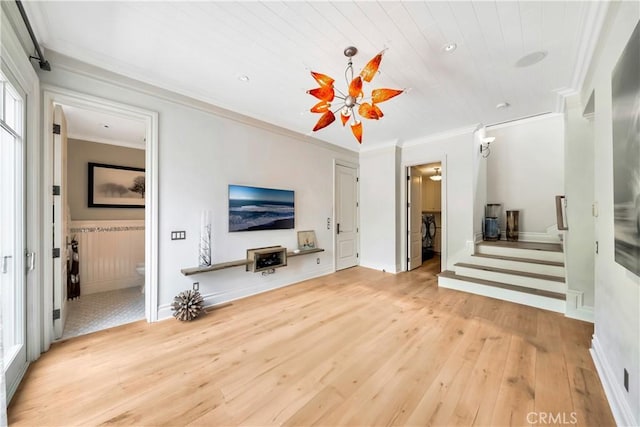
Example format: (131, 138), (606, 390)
(438, 240), (566, 313)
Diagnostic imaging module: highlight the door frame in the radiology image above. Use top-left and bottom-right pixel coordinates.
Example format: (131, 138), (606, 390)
(1, 8), (41, 401)
(42, 86), (159, 349)
(333, 159), (359, 272)
(400, 158), (447, 272)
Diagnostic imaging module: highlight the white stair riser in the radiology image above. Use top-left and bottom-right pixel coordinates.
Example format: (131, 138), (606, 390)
(469, 256), (565, 277)
(476, 245), (564, 263)
(454, 266), (566, 295)
(438, 276), (566, 314)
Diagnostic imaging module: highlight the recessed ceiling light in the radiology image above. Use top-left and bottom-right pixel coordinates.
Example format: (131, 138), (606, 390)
(238, 75), (250, 83)
(442, 43), (457, 53)
(515, 51), (547, 67)
(496, 102), (510, 110)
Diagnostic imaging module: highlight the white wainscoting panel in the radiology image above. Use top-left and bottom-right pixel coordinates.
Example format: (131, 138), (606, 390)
(69, 220), (144, 295)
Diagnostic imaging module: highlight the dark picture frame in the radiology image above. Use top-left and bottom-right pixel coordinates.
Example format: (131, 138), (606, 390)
(88, 162), (145, 208)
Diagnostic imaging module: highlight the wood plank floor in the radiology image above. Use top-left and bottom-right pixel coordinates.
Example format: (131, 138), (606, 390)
(8, 261), (614, 426)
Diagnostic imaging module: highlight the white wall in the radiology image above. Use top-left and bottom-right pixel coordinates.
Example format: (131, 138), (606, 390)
(401, 130), (476, 271)
(563, 95), (595, 314)
(39, 52), (358, 319)
(360, 145), (400, 273)
(579, 2), (640, 425)
(486, 114), (565, 234)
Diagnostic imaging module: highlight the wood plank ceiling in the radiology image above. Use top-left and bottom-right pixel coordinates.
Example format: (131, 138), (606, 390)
(24, 1), (600, 151)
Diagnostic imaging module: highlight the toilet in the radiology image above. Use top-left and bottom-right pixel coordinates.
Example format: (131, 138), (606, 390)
(136, 262), (145, 293)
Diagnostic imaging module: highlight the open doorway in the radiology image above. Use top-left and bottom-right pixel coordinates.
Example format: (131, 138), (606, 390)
(59, 104), (147, 339)
(407, 162), (443, 273)
(43, 88), (158, 346)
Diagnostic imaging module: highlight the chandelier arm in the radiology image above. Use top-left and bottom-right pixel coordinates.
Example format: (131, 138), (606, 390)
(335, 90), (347, 99)
(344, 61), (354, 88)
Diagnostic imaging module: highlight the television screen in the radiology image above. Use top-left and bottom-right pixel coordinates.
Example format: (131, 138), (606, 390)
(229, 185), (295, 232)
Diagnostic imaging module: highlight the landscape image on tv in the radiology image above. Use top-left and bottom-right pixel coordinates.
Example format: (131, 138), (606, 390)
(229, 185), (295, 232)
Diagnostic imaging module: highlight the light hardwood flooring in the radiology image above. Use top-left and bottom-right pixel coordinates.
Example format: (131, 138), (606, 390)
(8, 261), (614, 426)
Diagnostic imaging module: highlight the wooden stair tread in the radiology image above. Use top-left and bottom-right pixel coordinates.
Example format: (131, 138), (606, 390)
(477, 240), (563, 252)
(471, 253), (564, 267)
(439, 270), (566, 300)
(455, 263), (565, 283)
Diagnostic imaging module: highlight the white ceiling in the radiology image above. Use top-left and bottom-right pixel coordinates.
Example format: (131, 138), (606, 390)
(61, 104), (146, 149)
(24, 1), (601, 152)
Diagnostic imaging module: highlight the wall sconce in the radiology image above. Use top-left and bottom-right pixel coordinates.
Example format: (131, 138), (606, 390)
(480, 136), (495, 158)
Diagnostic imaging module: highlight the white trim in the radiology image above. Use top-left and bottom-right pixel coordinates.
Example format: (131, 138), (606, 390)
(157, 269), (333, 321)
(399, 156), (448, 273)
(570, 1), (611, 96)
(41, 87), (159, 353)
(1, 7), (43, 394)
(44, 50), (357, 156)
(486, 112), (563, 131)
(67, 132), (145, 150)
(400, 125), (477, 149)
(565, 290), (594, 323)
(591, 336), (638, 427)
(5, 362), (29, 405)
(359, 138), (400, 153)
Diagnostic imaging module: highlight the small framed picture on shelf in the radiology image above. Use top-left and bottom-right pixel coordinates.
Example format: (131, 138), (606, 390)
(297, 230), (317, 250)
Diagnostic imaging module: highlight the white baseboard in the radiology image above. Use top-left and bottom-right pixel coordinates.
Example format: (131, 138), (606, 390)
(6, 361), (29, 404)
(565, 290), (594, 323)
(359, 262), (399, 274)
(157, 269), (333, 321)
(590, 336), (637, 427)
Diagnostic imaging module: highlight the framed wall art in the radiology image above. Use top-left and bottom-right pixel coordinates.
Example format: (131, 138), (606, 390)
(88, 162), (145, 208)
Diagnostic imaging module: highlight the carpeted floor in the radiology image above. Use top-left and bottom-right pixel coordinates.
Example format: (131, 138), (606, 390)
(61, 287), (145, 340)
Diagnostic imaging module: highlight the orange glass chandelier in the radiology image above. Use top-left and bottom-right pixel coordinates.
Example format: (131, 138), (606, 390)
(307, 46), (403, 144)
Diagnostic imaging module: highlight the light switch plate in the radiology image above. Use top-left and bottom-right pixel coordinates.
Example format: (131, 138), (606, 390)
(171, 231), (186, 240)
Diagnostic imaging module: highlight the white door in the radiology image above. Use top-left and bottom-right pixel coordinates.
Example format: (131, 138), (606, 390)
(408, 167), (423, 270)
(52, 105), (69, 339)
(335, 164), (358, 270)
(0, 71), (28, 400)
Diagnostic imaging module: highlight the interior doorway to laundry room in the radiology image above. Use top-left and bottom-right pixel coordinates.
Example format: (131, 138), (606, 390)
(407, 162), (443, 274)
(54, 103), (148, 340)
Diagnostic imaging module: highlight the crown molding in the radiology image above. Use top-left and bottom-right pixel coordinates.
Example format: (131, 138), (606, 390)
(486, 112), (562, 131)
(400, 124), (477, 149)
(570, 1), (611, 96)
(44, 50), (359, 158)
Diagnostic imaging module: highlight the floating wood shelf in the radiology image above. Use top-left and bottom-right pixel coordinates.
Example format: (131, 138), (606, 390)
(181, 248), (324, 276)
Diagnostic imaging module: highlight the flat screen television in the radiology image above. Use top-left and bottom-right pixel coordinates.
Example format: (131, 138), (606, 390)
(228, 185), (295, 232)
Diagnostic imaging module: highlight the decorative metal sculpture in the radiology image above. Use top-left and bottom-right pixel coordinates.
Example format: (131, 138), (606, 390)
(171, 289), (204, 321)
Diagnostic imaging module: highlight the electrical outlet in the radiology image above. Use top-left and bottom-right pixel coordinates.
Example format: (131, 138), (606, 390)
(193, 282), (199, 291)
(316, 258), (320, 264)
(171, 231), (186, 240)
(624, 368), (629, 392)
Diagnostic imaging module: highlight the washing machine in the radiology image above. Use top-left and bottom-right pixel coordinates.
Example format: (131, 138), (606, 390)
(422, 213), (437, 261)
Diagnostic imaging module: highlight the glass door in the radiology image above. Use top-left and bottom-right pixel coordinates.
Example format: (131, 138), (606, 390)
(1, 70), (27, 399)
